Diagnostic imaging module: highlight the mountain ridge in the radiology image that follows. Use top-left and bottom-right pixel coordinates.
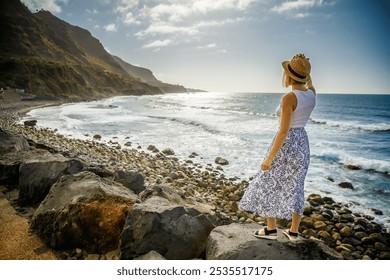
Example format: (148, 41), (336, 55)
(0, 0), (189, 100)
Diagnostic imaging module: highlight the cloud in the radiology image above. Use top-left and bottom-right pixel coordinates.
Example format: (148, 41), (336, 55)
(104, 23), (118, 32)
(143, 39), (173, 49)
(114, 0), (262, 49)
(21, 0), (68, 13)
(294, 12), (311, 18)
(271, 0), (335, 14)
(86, 8), (98, 14)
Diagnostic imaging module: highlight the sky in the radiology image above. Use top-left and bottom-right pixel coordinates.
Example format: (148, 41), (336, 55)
(21, 0), (390, 94)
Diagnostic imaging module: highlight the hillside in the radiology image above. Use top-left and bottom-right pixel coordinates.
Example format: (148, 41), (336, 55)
(0, 0), (187, 100)
(112, 56), (187, 93)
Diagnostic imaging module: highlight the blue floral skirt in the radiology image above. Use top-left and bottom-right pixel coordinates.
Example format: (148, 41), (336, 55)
(239, 128), (310, 220)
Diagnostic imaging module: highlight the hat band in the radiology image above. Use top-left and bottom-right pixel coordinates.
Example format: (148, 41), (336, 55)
(288, 64), (306, 79)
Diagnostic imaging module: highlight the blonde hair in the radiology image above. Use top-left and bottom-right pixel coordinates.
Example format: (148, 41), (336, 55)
(283, 71), (304, 87)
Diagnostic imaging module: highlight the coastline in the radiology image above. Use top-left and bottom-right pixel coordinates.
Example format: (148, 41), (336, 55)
(0, 99), (389, 260)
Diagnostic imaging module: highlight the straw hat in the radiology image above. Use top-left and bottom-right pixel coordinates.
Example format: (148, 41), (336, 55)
(282, 53), (311, 83)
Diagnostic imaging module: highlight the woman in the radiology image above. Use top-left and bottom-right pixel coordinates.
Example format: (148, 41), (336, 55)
(239, 53), (316, 241)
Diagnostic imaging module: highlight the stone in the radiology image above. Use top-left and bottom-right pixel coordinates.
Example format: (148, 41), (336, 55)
(93, 134), (102, 140)
(120, 196), (216, 260)
(314, 221), (328, 231)
(325, 176), (334, 182)
(374, 242), (389, 252)
(18, 152), (86, 206)
(147, 145), (159, 152)
(340, 226), (352, 237)
(0, 129), (29, 155)
(369, 233), (386, 243)
(307, 194), (324, 205)
(206, 223), (342, 260)
(134, 250), (166, 260)
(105, 249), (120, 260)
(351, 251), (362, 259)
(0, 148), (49, 185)
(341, 250), (354, 260)
(361, 237), (376, 245)
(345, 164), (362, 170)
(86, 165), (114, 178)
(362, 255), (372, 260)
(31, 171), (138, 253)
(371, 208), (383, 215)
(332, 232), (341, 241)
(321, 210), (334, 220)
(215, 157), (229, 165)
(318, 231), (331, 240)
(162, 148), (175, 155)
(113, 170), (145, 194)
(378, 252), (390, 260)
(342, 237), (361, 246)
(340, 214), (355, 222)
(24, 120), (37, 127)
(0, 133), (41, 186)
(311, 213), (325, 223)
(354, 231), (368, 240)
(300, 217), (314, 229)
(85, 254), (100, 260)
(338, 182), (354, 190)
(302, 229), (318, 238)
(303, 205), (312, 215)
(323, 197), (336, 204)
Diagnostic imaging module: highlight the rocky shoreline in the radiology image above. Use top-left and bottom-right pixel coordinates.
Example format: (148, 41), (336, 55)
(0, 101), (389, 260)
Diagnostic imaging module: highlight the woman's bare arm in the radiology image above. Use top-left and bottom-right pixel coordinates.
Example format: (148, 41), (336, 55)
(261, 92), (295, 170)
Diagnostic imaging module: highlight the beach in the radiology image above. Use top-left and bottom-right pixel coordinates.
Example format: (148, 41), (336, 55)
(0, 98), (389, 260)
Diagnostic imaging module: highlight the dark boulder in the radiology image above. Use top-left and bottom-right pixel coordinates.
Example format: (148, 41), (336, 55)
(338, 182), (354, 190)
(120, 196), (216, 260)
(31, 171), (138, 253)
(206, 223), (343, 260)
(113, 170), (145, 194)
(18, 153), (86, 206)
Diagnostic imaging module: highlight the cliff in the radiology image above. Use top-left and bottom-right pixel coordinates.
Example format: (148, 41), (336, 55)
(112, 56), (187, 93)
(0, 0), (188, 100)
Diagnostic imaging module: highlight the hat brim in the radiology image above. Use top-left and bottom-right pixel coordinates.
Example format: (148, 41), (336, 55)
(282, 61), (309, 83)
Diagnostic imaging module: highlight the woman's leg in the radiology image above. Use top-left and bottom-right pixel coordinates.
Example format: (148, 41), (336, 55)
(267, 217), (277, 230)
(290, 213), (301, 233)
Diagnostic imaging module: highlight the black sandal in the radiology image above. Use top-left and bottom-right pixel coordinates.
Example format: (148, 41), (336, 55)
(252, 227), (278, 240)
(283, 229), (300, 241)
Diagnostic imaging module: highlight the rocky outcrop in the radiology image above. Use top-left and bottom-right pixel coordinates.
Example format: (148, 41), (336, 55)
(0, 129), (30, 184)
(120, 196), (216, 260)
(206, 223), (343, 260)
(18, 152), (86, 205)
(31, 171), (138, 253)
(0, 128), (29, 154)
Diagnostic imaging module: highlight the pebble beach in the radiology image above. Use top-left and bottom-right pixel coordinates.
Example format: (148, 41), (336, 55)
(0, 100), (389, 260)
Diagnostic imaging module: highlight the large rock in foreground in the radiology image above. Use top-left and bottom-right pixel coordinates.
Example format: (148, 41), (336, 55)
(0, 129), (29, 155)
(32, 171), (138, 253)
(120, 196), (216, 260)
(18, 152), (86, 205)
(0, 129), (30, 184)
(206, 223), (343, 260)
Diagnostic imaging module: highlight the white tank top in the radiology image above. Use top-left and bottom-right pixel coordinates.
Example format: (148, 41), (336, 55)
(276, 89), (316, 128)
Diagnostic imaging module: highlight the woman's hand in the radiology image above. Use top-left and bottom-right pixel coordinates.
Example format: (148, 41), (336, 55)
(261, 157), (273, 171)
(306, 75), (316, 93)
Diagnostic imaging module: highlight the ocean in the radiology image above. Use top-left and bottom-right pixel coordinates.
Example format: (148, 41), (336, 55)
(23, 92), (390, 228)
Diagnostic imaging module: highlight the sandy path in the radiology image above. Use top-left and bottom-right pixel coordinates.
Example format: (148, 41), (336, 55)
(0, 187), (57, 260)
